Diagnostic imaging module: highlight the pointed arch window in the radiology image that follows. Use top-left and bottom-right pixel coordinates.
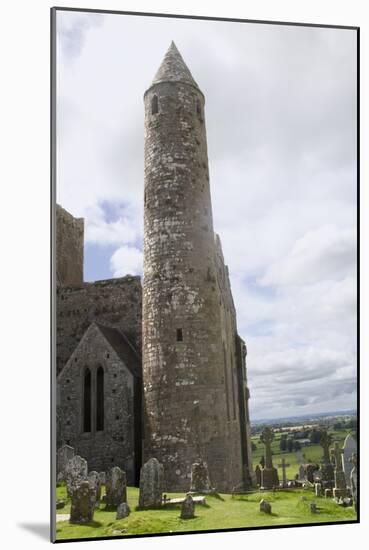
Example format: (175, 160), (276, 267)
(96, 366), (104, 431)
(83, 368), (91, 432)
(151, 94), (159, 115)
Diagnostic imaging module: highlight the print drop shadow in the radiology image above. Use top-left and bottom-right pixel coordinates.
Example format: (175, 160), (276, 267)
(18, 523), (49, 541)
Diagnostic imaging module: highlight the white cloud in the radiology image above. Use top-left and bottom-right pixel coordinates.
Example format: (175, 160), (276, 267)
(259, 225), (355, 286)
(110, 246), (143, 277)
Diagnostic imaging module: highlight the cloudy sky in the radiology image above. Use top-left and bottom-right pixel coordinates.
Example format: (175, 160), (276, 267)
(56, 10), (357, 421)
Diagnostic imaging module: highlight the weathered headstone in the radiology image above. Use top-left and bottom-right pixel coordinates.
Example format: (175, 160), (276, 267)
(138, 458), (164, 509)
(57, 445), (75, 480)
(116, 502), (130, 520)
(277, 458), (290, 488)
(65, 455), (88, 497)
(255, 464), (261, 487)
(260, 427), (279, 489)
(313, 470), (322, 483)
(190, 460), (211, 493)
(305, 463), (319, 484)
(331, 442), (348, 499)
(319, 431), (334, 487)
(315, 483), (322, 497)
(320, 431), (332, 462)
(342, 434), (357, 486)
(259, 499), (272, 514)
(105, 466), (127, 509)
(69, 480), (96, 524)
(88, 471), (101, 508)
(349, 453), (357, 512)
(180, 494), (195, 519)
(310, 502), (317, 514)
(99, 471), (106, 485)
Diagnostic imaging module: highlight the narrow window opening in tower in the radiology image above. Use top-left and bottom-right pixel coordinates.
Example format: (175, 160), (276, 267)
(176, 328), (183, 342)
(151, 94), (159, 114)
(83, 368), (91, 432)
(96, 366), (104, 431)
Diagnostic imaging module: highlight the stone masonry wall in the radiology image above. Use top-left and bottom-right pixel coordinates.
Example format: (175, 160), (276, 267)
(214, 235), (251, 488)
(57, 276), (142, 374)
(56, 204), (84, 286)
(143, 74), (245, 492)
(58, 323), (138, 484)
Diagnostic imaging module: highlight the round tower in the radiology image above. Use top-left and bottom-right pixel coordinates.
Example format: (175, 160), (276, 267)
(143, 42), (245, 491)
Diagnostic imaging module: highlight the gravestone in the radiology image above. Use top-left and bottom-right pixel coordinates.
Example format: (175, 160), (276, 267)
(69, 480), (96, 524)
(116, 502), (130, 520)
(349, 453), (357, 512)
(305, 463), (319, 484)
(342, 434), (357, 486)
(260, 427), (279, 489)
(310, 502), (317, 514)
(65, 455), (88, 497)
(315, 483), (322, 497)
(138, 458), (164, 509)
(331, 442), (348, 499)
(99, 471), (106, 485)
(313, 470), (322, 483)
(180, 494), (195, 519)
(259, 499), (272, 514)
(319, 431), (334, 487)
(88, 471), (101, 507)
(255, 464), (261, 487)
(190, 460), (211, 493)
(105, 466), (127, 509)
(277, 458), (290, 488)
(57, 445), (74, 480)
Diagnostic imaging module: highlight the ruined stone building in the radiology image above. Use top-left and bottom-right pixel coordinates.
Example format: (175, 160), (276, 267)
(56, 206), (142, 484)
(56, 42), (254, 492)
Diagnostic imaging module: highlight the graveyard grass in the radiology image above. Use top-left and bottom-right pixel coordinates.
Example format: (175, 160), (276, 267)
(56, 485), (356, 540)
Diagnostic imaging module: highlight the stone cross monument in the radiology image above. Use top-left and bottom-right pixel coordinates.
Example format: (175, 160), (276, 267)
(320, 431), (332, 462)
(259, 427), (279, 489)
(331, 442), (348, 499)
(319, 431), (334, 487)
(260, 427), (274, 469)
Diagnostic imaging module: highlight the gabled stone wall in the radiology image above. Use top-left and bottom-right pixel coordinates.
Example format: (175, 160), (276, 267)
(57, 276), (142, 374)
(58, 323), (140, 484)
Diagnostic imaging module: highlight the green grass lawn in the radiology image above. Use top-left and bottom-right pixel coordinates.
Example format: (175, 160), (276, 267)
(55, 485), (356, 541)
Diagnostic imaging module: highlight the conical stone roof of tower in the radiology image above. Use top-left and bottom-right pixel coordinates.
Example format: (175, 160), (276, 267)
(151, 41), (200, 90)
